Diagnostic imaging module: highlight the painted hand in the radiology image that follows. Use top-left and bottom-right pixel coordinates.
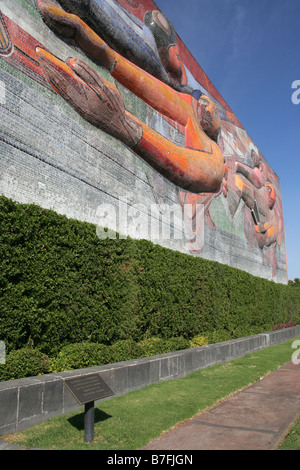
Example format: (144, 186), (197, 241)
(36, 48), (142, 147)
(36, 0), (116, 71)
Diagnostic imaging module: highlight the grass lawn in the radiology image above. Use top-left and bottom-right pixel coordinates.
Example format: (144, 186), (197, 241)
(3, 337), (300, 450)
(279, 414), (300, 450)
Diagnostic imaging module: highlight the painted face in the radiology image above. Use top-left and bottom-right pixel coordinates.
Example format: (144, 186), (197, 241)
(251, 150), (260, 168)
(197, 95), (220, 142)
(144, 10), (186, 86)
(265, 182), (276, 209)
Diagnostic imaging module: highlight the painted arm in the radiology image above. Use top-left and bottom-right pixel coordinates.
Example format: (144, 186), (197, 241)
(236, 162), (265, 189)
(36, 1), (225, 192)
(36, 0), (191, 125)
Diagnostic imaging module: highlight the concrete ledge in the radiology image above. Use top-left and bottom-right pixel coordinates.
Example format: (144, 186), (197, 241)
(0, 326), (299, 435)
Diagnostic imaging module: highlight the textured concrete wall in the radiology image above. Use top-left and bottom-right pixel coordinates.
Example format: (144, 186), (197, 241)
(0, 0), (287, 283)
(0, 326), (299, 435)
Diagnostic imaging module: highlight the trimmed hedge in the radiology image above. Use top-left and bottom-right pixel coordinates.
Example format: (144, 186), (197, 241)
(0, 348), (51, 381)
(0, 336), (191, 380)
(0, 196), (299, 368)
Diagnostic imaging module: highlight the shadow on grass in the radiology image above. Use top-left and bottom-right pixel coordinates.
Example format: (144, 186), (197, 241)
(68, 409), (112, 431)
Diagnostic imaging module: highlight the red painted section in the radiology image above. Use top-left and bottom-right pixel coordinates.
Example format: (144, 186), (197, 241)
(116, 0), (158, 21)
(1, 14), (50, 88)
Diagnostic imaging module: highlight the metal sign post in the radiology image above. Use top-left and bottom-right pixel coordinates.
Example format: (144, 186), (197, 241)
(64, 373), (114, 442)
(84, 401), (95, 442)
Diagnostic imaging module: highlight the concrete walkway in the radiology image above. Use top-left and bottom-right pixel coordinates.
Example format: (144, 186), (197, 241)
(1, 361), (299, 451)
(142, 361), (300, 450)
(0, 441), (30, 451)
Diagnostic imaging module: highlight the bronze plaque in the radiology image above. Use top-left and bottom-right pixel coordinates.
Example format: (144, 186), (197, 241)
(64, 373), (114, 405)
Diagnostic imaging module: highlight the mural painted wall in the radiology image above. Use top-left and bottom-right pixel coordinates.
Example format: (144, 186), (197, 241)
(0, 0), (287, 283)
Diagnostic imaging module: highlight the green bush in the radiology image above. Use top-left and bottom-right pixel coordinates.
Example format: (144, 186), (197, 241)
(205, 330), (232, 344)
(51, 343), (111, 372)
(136, 337), (167, 357)
(189, 335), (209, 347)
(108, 339), (140, 363)
(0, 336), (194, 381)
(0, 348), (51, 381)
(164, 336), (190, 352)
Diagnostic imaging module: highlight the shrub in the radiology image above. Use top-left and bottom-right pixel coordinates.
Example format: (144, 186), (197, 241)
(206, 330), (232, 344)
(108, 339), (140, 362)
(164, 336), (190, 352)
(272, 322), (297, 331)
(0, 348), (51, 381)
(51, 343), (111, 372)
(136, 337), (166, 357)
(189, 335), (209, 347)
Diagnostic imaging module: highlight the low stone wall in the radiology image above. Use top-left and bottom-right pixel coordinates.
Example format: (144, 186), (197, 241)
(0, 326), (299, 435)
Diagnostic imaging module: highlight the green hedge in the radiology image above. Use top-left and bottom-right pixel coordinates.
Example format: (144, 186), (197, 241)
(0, 336), (191, 380)
(0, 196), (299, 364)
(0, 348), (51, 381)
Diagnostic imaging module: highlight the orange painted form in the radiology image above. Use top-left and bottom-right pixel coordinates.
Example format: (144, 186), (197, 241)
(112, 54), (192, 127)
(111, 52), (224, 192)
(135, 121), (224, 193)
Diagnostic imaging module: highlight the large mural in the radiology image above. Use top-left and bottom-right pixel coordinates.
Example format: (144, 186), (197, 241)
(0, 0), (287, 282)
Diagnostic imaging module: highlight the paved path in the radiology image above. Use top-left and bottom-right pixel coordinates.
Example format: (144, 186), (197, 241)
(0, 441), (29, 450)
(1, 361), (299, 450)
(142, 361), (300, 450)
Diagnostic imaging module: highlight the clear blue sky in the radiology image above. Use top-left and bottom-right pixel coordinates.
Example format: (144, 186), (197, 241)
(155, 0), (300, 281)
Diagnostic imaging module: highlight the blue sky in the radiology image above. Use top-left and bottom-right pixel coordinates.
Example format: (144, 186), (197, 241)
(155, 0), (300, 281)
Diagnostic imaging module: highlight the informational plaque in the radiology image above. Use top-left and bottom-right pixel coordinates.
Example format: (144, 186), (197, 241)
(64, 373), (114, 405)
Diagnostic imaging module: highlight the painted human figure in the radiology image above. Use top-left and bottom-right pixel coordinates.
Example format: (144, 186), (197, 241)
(36, 0), (194, 93)
(35, 0), (225, 193)
(235, 150), (279, 239)
(234, 150), (283, 275)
